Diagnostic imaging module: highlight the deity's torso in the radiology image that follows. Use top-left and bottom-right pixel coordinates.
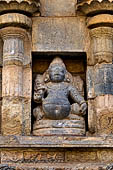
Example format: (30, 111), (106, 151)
(42, 82), (71, 119)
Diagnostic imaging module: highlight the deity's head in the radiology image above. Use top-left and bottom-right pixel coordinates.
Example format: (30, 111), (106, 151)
(48, 57), (66, 82)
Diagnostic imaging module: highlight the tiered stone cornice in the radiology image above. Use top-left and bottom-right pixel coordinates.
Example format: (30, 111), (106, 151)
(0, 0), (40, 15)
(77, 0), (113, 16)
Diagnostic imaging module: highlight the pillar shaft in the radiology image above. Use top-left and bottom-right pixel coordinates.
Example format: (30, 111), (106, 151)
(1, 27), (31, 135)
(87, 26), (113, 135)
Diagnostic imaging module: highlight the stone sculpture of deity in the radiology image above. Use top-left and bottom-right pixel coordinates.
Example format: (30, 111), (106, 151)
(33, 57), (87, 136)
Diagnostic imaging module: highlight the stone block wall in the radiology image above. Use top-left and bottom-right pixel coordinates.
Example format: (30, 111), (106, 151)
(0, 0), (112, 169)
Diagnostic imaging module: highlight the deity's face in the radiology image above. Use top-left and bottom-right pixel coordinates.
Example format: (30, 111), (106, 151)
(49, 64), (66, 82)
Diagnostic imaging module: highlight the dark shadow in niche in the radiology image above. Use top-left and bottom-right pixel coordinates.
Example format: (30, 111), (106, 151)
(31, 52), (88, 134)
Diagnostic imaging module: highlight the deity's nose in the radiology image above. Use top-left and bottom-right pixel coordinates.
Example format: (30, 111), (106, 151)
(54, 69), (60, 74)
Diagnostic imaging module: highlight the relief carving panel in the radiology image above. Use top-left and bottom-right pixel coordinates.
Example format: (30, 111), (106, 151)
(33, 57), (87, 136)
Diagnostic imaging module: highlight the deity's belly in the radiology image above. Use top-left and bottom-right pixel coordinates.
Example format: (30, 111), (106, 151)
(42, 96), (71, 120)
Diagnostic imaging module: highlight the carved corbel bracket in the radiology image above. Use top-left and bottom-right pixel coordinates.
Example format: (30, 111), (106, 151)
(0, 0), (40, 15)
(77, 0), (113, 16)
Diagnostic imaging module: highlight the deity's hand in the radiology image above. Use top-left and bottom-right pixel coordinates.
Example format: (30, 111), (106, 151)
(80, 102), (87, 115)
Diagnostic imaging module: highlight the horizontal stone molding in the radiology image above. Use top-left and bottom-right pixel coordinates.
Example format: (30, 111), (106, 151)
(0, 0), (40, 14)
(87, 14), (113, 28)
(0, 163), (107, 170)
(90, 26), (113, 38)
(0, 135), (112, 147)
(0, 13), (32, 29)
(0, 27), (28, 40)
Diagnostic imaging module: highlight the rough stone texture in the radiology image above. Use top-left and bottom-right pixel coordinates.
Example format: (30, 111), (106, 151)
(2, 65), (23, 97)
(22, 66), (32, 135)
(94, 64), (113, 96)
(32, 17), (88, 52)
(65, 150), (97, 163)
(95, 95), (113, 135)
(0, 163), (107, 170)
(0, 39), (3, 135)
(87, 66), (95, 99)
(40, 0), (76, 16)
(88, 99), (96, 134)
(2, 97), (23, 135)
(1, 151), (23, 163)
(88, 94), (113, 135)
(87, 64), (113, 98)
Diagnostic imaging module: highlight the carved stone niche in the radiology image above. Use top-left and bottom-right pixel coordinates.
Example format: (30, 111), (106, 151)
(32, 56), (87, 136)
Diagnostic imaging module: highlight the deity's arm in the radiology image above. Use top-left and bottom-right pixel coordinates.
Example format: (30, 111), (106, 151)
(68, 85), (85, 104)
(69, 85), (87, 114)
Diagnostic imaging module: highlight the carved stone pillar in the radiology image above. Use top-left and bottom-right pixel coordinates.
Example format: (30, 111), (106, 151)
(88, 26), (113, 135)
(0, 0), (39, 135)
(77, 1), (113, 135)
(0, 17), (31, 136)
(1, 28), (24, 135)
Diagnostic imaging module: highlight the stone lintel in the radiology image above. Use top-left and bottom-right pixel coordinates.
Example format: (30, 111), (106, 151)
(40, 0), (76, 17)
(32, 17), (88, 52)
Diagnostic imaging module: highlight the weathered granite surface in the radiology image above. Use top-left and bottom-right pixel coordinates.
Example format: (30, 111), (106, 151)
(32, 17), (88, 52)
(40, 0), (76, 17)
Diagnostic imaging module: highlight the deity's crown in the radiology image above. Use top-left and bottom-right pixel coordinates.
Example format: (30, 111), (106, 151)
(49, 57), (66, 69)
